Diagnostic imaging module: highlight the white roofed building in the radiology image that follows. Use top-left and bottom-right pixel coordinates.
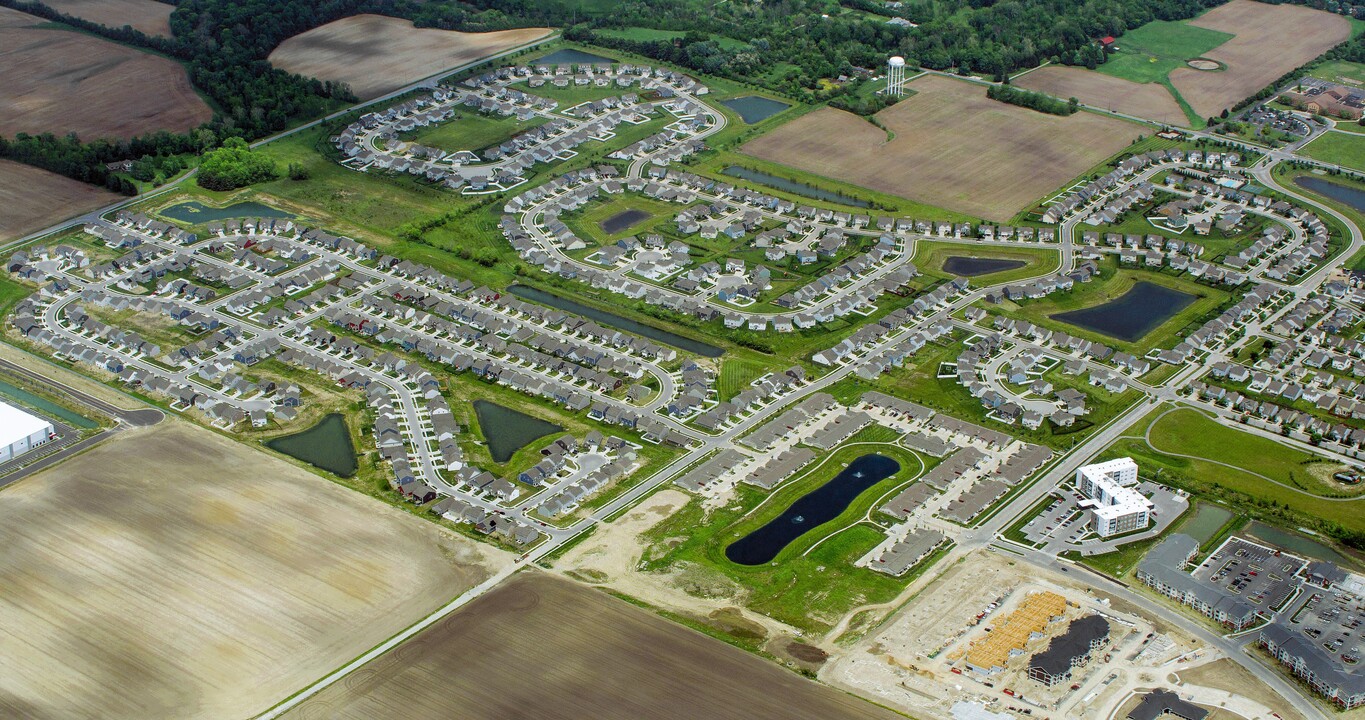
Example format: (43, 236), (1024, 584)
(1075, 457), (1151, 537)
(0, 401), (55, 463)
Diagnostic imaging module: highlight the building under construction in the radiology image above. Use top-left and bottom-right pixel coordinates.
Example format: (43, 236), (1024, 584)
(964, 591), (1067, 675)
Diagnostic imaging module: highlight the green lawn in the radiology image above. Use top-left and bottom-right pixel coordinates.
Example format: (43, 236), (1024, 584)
(911, 240), (1060, 286)
(514, 80), (635, 107)
(717, 357), (773, 400)
(1097, 20), (1233, 84)
(406, 112), (548, 154)
(1299, 131), (1365, 172)
(991, 258), (1232, 356)
(1097, 405), (1365, 536)
(1308, 59), (1365, 86)
(641, 443), (933, 634)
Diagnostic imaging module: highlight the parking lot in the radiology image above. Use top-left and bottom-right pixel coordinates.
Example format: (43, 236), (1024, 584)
(1193, 537), (1307, 611)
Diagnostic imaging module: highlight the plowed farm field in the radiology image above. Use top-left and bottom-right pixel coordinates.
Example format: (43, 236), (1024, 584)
(269, 14), (551, 100)
(283, 572), (905, 720)
(741, 74), (1142, 221)
(1170, 0), (1351, 119)
(38, 0), (173, 36)
(0, 159), (120, 241)
(0, 7), (211, 139)
(1015, 66), (1188, 126)
(0, 422), (510, 720)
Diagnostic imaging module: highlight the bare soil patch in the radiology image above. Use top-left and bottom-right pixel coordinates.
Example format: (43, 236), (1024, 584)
(0, 421), (509, 720)
(1016, 66), (1188, 126)
(38, 0), (173, 36)
(1177, 658), (1307, 720)
(269, 14), (552, 100)
(1171, 0), (1351, 119)
(740, 74), (1142, 221)
(283, 572), (904, 720)
(0, 159), (120, 241)
(0, 9), (211, 139)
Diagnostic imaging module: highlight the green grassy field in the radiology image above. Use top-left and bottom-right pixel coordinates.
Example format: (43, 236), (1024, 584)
(1308, 59), (1365, 86)
(594, 27), (749, 50)
(1300, 131), (1365, 172)
(718, 357), (774, 400)
(910, 240), (1060, 286)
(641, 443), (932, 634)
(990, 259), (1232, 355)
(1097, 405), (1365, 535)
(406, 112), (548, 154)
(1098, 20), (1233, 84)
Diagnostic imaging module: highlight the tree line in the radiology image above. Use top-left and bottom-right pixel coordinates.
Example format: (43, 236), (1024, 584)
(986, 84), (1079, 116)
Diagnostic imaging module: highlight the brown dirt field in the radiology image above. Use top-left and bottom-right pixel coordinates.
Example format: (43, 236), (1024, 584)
(740, 75), (1143, 221)
(0, 159), (120, 241)
(0, 9), (211, 139)
(0, 421), (510, 720)
(38, 0), (173, 36)
(1177, 658), (1307, 720)
(283, 571), (904, 720)
(268, 14), (552, 101)
(1171, 0), (1351, 119)
(1015, 66), (1188, 127)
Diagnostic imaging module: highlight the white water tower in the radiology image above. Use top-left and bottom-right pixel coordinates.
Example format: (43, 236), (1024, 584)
(887, 56), (907, 97)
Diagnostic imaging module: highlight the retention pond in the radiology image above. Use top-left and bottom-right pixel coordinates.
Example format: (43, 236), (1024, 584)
(474, 400), (563, 464)
(1050, 281), (1195, 343)
(725, 454), (900, 566)
(720, 96), (791, 124)
(721, 166), (870, 208)
(159, 201), (294, 223)
(535, 49), (614, 65)
(507, 285), (724, 357)
(265, 413), (358, 477)
(1294, 176), (1365, 213)
(942, 256), (1027, 277)
(600, 208), (650, 234)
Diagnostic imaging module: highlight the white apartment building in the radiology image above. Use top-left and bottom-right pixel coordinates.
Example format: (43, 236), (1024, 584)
(0, 401), (55, 463)
(1075, 457), (1151, 537)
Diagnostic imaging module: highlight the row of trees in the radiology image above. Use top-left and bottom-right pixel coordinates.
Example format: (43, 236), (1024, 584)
(986, 84), (1079, 115)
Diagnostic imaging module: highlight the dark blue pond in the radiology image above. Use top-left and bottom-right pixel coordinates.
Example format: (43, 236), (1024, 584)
(1050, 280), (1196, 343)
(535, 49), (615, 65)
(943, 256), (1026, 277)
(160, 201), (293, 223)
(265, 413), (357, 477)
(600, 208), (650, 234)
(725, 454), (901, 566)
(1294, 175), (1365, 213)
(474, 400), (562, 463)
(721, 95), (791, 124)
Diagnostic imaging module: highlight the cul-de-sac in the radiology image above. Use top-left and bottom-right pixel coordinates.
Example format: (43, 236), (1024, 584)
(7, 1), (1365, 719)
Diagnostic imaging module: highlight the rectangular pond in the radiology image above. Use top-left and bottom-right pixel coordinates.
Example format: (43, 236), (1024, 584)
(721, 166), (870, 208)
(265, 413), (358, 477)
(534, 48), (614, 65)
(1050, 281), (1196, 343)
(725, 454), (901, 566)
(720, 96), (791, 124)
(1178, 502), (1233, 545)
(942, 256), (1027, 277)
(159, 201), (294, 224)
(0, 378), (97, 429)
(507, 285), (724, 357)
(474, 400), (563, 464)
(600, 208), (650, 235)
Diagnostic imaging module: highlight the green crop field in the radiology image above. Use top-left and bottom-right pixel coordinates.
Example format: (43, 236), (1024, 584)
(1098, 20), (1233, 84)
(641, 443), (934, 634)
(1098, 405), (1365, 535)
(1300, 131), (1365, 172)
